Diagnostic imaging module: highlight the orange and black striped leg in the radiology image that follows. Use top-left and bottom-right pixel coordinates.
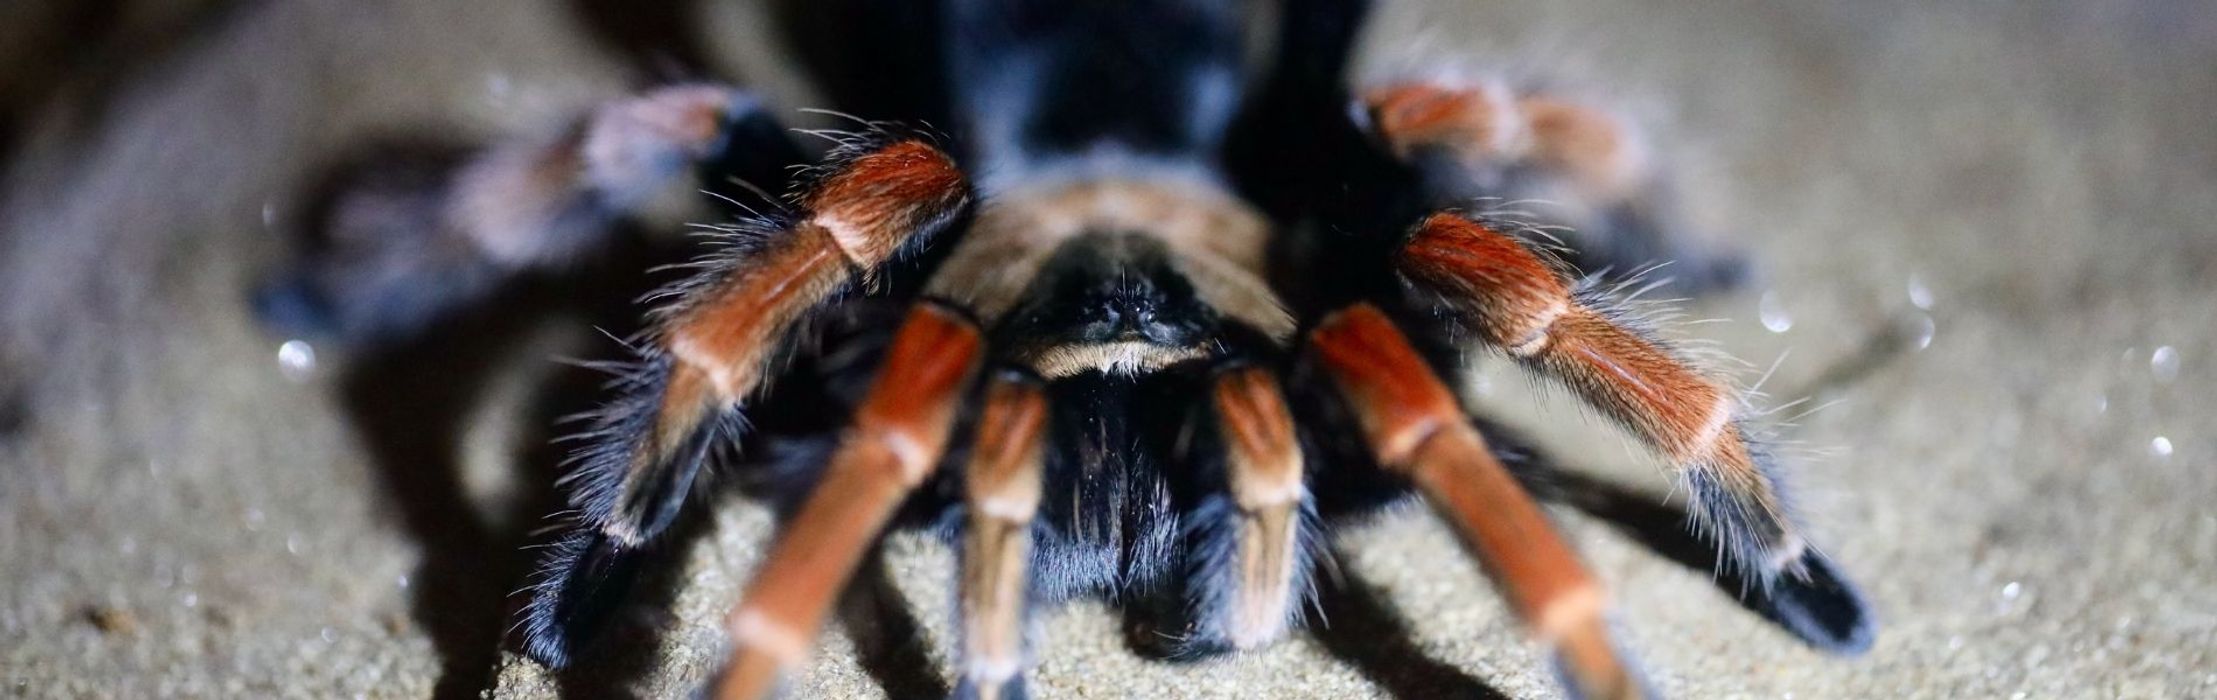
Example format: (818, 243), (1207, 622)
(954, 373), (1049, 700)
(569, 133), (968, 548)
(1397, 212), (1808, 585)
(1361, 81), (1745, 292)
(519, 134), (969, 668)
(714, 303), (984, 700)
(1312, 304), (1650, 700)
(256, 83), (773, 344)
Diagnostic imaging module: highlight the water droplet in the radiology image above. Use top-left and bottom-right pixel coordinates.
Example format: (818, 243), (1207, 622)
(244, 508), (265, 531)
(1906, 275), (1934, 310)
(2150, 436), (2173, 458)
(2092, 393), (2108, 415)
(277, 340), (317, 382)
(1947, 635), (1966, 650)
(320, 627), (336, 643)
(181, 592), (199, 608)
(2009, 693), (2027, 700)
(2001, 581), (2023, 600)
(260, 201), (278, 230)
(1907, 313), (1935, 351)
(285, 534), (303, 555)
(396, 575), (411, 590)
(1759, 291), (1794, 333)
(486, 73), (513, 99)
(2150, 346), (2179, 382)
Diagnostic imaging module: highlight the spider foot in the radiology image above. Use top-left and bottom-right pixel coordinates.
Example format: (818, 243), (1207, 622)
(1746, 549), (1876, 654)
(515, 524), (645, 669)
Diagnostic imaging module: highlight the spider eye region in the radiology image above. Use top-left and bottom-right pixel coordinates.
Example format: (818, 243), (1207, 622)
(1001, 231), (1220, 378)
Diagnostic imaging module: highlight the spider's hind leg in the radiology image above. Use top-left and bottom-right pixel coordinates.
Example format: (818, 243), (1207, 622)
(254, 84), (798, 346)
(1359, 78), (1748, 294)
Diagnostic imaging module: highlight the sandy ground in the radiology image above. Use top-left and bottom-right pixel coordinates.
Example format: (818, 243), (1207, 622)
(2, 1), (2214, 698)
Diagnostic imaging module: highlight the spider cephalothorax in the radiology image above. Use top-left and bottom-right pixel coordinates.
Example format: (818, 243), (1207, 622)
(257, 1), (1873, 697)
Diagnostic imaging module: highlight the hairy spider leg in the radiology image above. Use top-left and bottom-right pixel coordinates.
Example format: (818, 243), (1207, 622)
(715, 303), (983, 700)
(570, 136), (969, 548)
(255, 84), (773, 344)
(1312, 303), (1651, 700)
(1361, 81), (1747, 292)
(1482, 422), (1875, 654)
(954, 372), (1049, 700)
(1396, 212), (1810, 587)
(519, 134), (970, 668)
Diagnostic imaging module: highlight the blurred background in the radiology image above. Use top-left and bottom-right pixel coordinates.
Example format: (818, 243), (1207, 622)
(1, 0), (2212, 697)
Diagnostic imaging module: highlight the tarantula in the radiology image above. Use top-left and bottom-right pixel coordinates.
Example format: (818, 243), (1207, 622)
(256, 1), (1873, 697)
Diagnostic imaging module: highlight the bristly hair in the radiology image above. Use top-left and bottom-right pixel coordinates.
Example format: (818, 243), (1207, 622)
(1172, 483), (1321, 658)
(1387, 208), (1809, 592)
(637, 196), (801, 331)
(516, 523), (645, 669)
(793, 117), (974, 287)
(555, 351), (746, 543)
(1566, 272), (1807, 588)
(787, 112), (955, 189)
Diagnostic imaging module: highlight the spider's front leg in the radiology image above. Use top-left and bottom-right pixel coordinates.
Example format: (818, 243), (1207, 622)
(1312, 304), (1650, 700)
(520, 133), (970, 667)
(1394, 212), (1810, 583)
(580, 135), (968, 545)
(716, 302), (983, 699)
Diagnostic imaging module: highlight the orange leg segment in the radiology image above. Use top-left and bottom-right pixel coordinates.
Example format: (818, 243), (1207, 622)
(579, 137), (970, 546)
(957, 373), (1050, 700)
(713, 303), (984, 700)
(1398, 212), (1804, 576)
(1312, 303), (1645, 700)
(1362, 81), (1648, 201)
(1206, 365), (1303, 651)
(1209, 366), (1308, 649)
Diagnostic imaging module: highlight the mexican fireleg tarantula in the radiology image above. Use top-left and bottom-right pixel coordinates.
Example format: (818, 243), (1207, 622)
(257, 1), (1873, 697)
